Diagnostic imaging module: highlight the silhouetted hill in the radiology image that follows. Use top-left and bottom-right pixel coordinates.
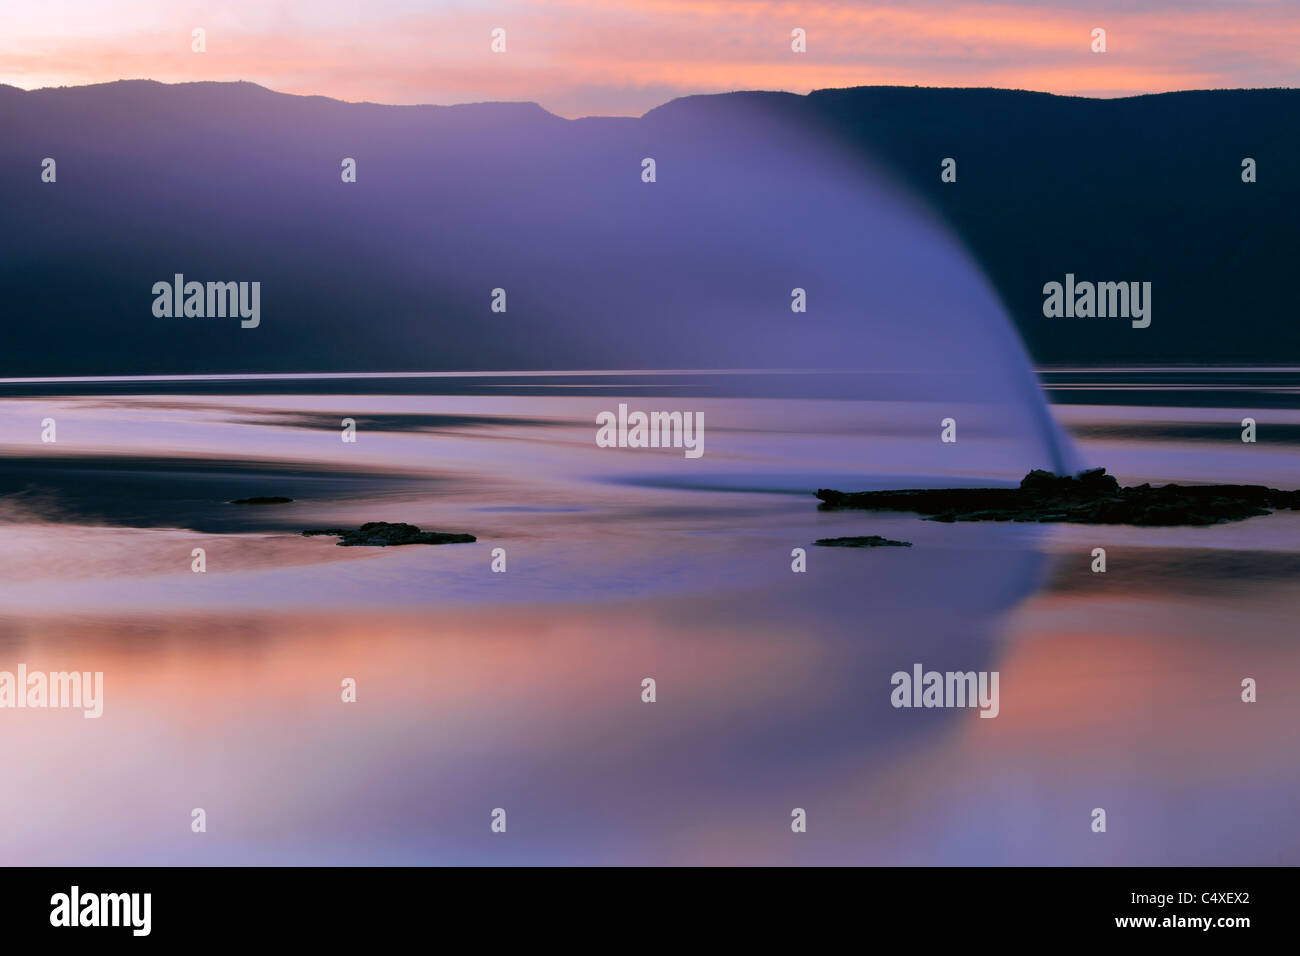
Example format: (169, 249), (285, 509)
(799, 86), (1300, 367)
(1, 80), (1295, 375)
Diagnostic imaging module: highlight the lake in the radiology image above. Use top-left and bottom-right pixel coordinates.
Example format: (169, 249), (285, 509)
(0, 369), (1296, 864)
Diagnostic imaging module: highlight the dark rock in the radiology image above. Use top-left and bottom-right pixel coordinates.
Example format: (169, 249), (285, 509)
(815, 469), (1300, 527)
(1020, 466), (1120, 496)
(301, 522), (476, 546)
(231, 496), (294, 504)
(813, 535), (913, 548)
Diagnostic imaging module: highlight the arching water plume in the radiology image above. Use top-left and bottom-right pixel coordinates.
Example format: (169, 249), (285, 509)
(417, 92), (1082, 484)
(3, 82), (1079, 481)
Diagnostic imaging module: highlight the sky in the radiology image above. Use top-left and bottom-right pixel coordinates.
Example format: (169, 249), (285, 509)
(2, 0), (1298, 118)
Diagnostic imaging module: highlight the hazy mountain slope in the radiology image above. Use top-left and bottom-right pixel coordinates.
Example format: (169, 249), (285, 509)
(1, 81), (1295, 375)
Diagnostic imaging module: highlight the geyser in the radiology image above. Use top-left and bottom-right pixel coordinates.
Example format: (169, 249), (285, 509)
(2, 83), (1080, 477)
(449, 93), (1083, 478)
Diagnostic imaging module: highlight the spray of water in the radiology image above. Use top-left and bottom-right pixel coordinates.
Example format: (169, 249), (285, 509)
(453, 96), (1082, 479)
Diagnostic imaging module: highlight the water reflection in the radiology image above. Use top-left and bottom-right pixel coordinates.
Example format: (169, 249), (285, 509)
(0, 388), (1296, 864)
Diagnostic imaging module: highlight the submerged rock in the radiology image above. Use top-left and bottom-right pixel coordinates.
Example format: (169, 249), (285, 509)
(231, 496), (294, 504)
(814, 535), (913, 548)
(816, 468), (1300, 527)
(302, 522), (476, 546)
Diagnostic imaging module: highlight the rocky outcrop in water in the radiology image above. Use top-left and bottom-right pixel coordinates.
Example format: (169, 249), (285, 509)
(816, 468), (1300, 527)
(813, 535), (913, 548)
(301, 522), (476, 546)
(231, 496), (294, 504)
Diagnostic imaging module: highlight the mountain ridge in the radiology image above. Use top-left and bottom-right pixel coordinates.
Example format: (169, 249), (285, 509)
(2, 80), (1296, 375)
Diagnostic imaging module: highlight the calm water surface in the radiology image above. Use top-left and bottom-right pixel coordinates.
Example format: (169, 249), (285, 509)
(0, 372), (1296, 864)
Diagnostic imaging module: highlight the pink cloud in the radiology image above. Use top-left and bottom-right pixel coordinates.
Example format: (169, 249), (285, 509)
(2, 0), (1297, 116)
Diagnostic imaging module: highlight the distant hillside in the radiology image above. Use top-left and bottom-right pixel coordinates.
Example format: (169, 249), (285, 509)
(1, 80), (1296, 375)
(798, 86), (1300, 366)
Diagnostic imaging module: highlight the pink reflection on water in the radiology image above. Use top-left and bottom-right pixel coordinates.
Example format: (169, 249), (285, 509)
(0, 392), (1296, 864)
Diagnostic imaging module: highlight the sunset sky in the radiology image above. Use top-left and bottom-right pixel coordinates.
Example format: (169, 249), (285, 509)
(3, 0), (1298, 117)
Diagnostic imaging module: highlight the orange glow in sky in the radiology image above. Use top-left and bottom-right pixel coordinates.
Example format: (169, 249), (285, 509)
(2, 0), (1298, 117)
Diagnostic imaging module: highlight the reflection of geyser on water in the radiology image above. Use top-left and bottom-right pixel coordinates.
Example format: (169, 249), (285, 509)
(530, 100), (1078, 735)
(519, 94), (1085, 767)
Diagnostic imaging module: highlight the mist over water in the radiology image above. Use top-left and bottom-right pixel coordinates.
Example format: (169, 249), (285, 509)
(455, 98), (1081, 475)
